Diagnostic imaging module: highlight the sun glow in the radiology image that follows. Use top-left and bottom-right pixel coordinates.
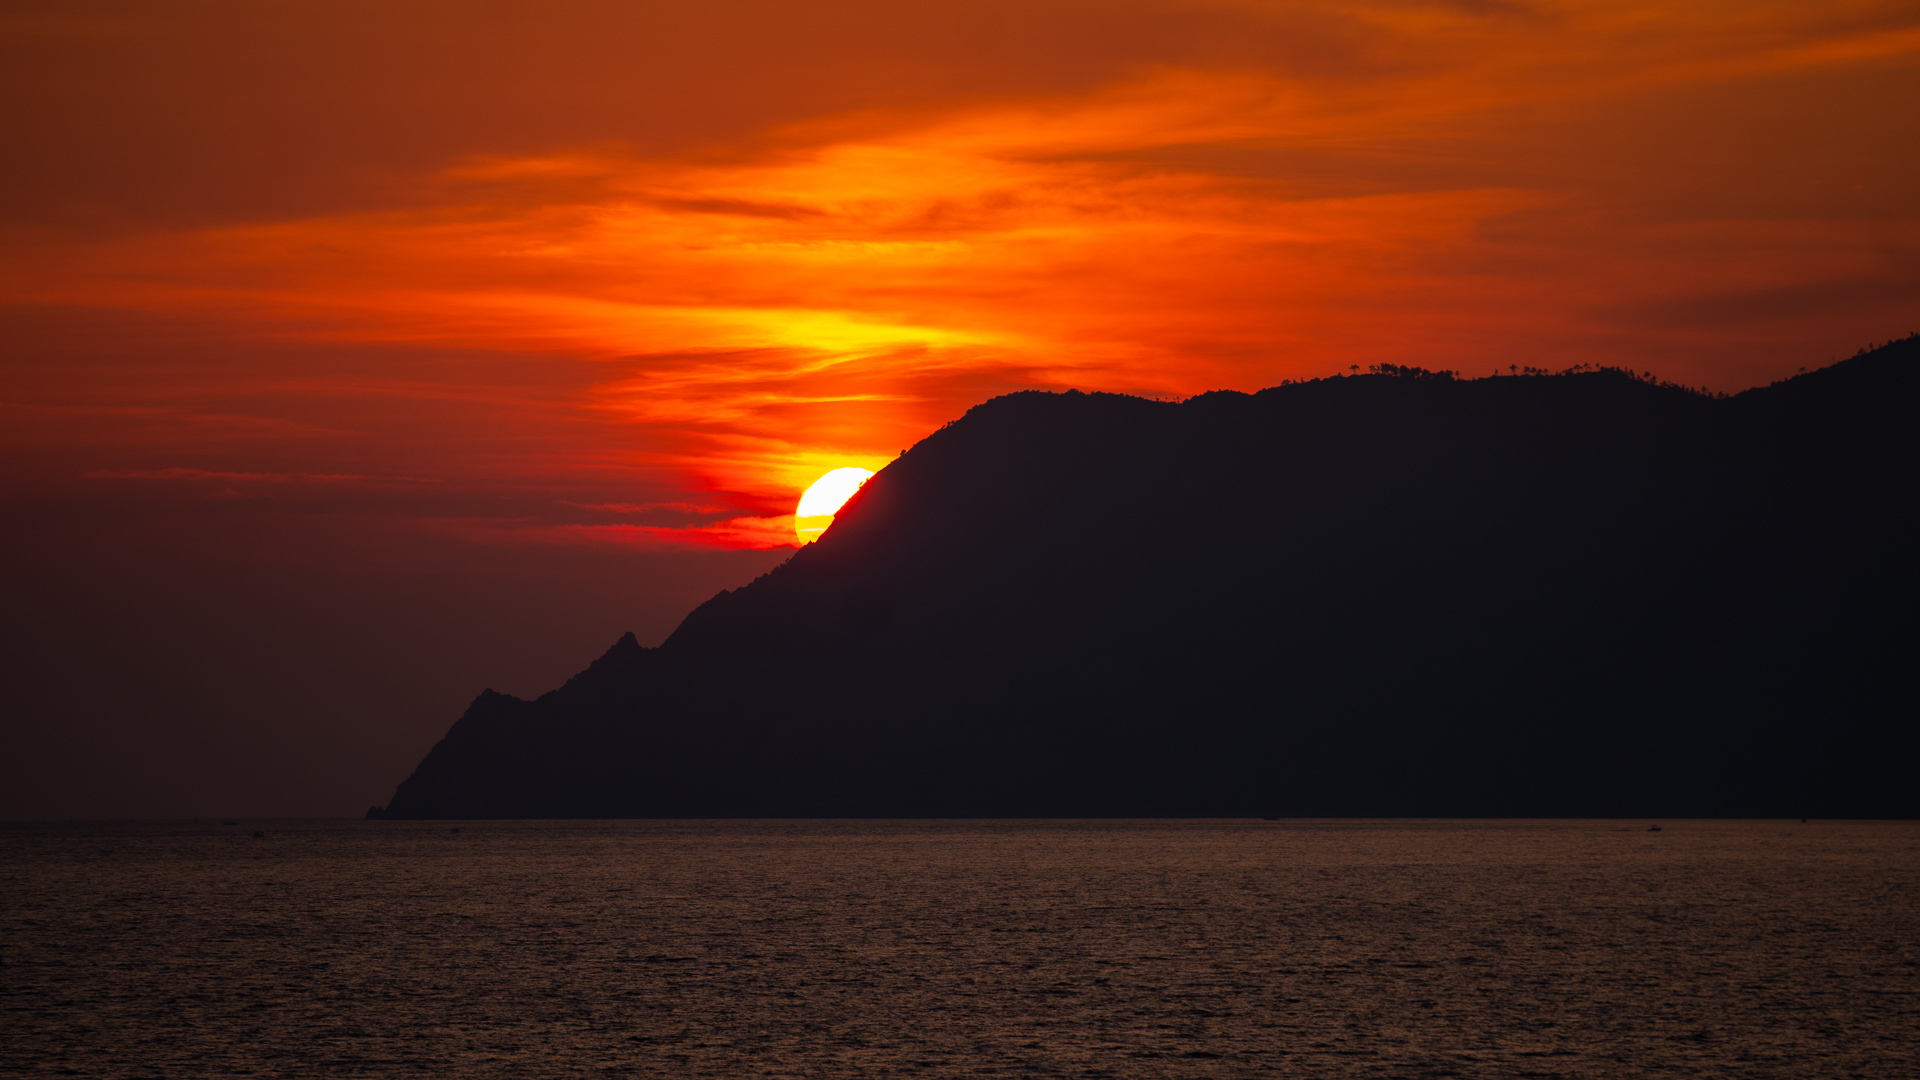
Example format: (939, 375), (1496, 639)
(795, 467), (874, 544)
(5, 0), (1915, 553)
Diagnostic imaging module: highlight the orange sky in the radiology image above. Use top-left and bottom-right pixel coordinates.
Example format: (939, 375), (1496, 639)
(5, 0), (1919, 549)
(3, 0), (1918, 816)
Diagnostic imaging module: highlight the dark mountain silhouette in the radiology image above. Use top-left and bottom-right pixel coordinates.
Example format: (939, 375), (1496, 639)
(371, 337), (1918, 819)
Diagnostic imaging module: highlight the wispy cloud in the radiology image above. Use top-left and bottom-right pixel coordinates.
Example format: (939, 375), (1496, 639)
(556, 500), (732, 516)
(6, 0), (1917, 536)
(417, 515), (799, 551)
(84, 468), (440, 485)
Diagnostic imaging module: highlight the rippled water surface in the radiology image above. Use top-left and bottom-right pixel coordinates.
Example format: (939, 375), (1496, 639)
(3, 819), (1916, 1077)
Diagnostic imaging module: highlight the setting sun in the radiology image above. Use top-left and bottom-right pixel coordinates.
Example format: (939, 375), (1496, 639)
(795, 467), (875, 544)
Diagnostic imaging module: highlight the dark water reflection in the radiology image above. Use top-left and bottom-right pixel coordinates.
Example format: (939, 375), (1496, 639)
(3, 819), (1916, 1077)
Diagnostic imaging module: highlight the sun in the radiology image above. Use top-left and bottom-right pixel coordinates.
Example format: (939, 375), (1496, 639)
(795, 467), (874, 544)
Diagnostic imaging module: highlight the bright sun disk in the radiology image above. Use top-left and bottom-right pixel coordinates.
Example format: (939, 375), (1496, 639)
(795, 467), (874, 544)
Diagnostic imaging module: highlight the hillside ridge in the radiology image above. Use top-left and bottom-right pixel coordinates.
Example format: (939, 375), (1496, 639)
(370, 338), (1918, 819)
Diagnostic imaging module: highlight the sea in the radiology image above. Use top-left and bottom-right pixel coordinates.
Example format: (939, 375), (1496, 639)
(2, 819), (1915, 1078)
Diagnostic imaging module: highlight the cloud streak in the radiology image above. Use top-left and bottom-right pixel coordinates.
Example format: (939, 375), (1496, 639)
(4, 0), (1917, 545)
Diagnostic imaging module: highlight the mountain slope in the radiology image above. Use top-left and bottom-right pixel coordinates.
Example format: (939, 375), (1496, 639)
(373, 338), (1919, 818)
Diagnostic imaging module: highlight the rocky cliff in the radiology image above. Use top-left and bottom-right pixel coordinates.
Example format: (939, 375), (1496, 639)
(371, 338), (1919, 818)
